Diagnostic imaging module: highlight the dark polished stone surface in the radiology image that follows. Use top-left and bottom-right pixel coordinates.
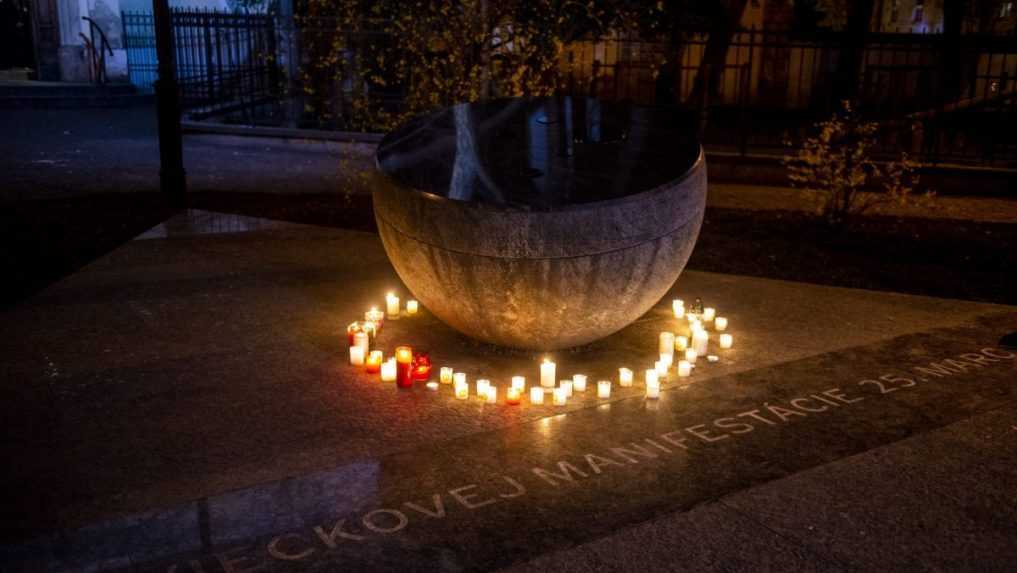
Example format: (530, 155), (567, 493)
(376, 97), (700, 209)
(2, 212), (1016, 572)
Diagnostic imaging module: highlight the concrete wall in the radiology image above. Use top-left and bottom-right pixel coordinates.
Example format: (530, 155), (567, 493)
(55, 0), (128, 82)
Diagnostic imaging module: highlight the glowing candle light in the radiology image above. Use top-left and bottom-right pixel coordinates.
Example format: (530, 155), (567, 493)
(406, 300), (419, 316)
(453, 372), (466, 387)
(678, 360), (692, 377)
(646, 378), (660, 399)
(365, 350), (383, 373)
(655, 360), (668, 379)
(485, 386), (498, 404)
(597, 380), (612, 399)
(553, 387), (568, 406)
(703, 307), (716, 322)
(676, 335), (688, 351)
(386, 293), (400, 320)
(454, 380), (469, 400)
(476, 379), (491, 396)
(715, 317), (728, 331)
(395, 346), (413, 388)
(672, 299), (685, 318)
(645, 369), (658, 386)
(506, 387), (522, 405)
(511, 376), (526, 391)
(692, 330), (709, 355)
(540, 358), (556, 388)
(381, 359), (397, 381)
(346, 322), (363, 346)
(530, 387), (545, 405)
(349, 345), (365, 366)
(572, 374), (587, 392)
(685, 348), (698, 364)
(560, 380), (573, 398)
(426, 381), (439, 391)
(619, 367), (633, 387)
(659, 331), (675, 355)
(365, 307), (385, 325)
(720, 333), (734, 349)
(660, 352), (673, 369)
(353, 331), (370, 355)
(440, 367), (454, 384)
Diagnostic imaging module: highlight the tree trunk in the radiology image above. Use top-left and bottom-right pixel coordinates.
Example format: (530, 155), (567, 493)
(831, 0), (875, 106)
(689, 0), (748, 105)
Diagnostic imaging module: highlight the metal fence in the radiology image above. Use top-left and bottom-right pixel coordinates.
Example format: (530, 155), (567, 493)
(122, 10), (1017, 167)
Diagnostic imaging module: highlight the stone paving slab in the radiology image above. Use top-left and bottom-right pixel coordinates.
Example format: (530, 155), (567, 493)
(1, 211), (1015, 572)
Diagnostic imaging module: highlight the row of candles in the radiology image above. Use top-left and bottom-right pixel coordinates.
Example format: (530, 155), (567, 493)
(345, 294), (735, 406)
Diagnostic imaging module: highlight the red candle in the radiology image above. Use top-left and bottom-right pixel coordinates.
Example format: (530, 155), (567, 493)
(346, 322), (363, 346)
(411, 352), (432, 381)
(506, 387), (522, 405)
(395, 346), (414, 388)
(365, 350), (383, 374)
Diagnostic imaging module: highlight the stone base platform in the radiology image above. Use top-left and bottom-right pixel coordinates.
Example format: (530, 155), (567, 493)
(1, 210), (1015, 572)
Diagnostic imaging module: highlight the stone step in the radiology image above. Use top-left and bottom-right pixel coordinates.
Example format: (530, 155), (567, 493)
(0, 80), (148, 108)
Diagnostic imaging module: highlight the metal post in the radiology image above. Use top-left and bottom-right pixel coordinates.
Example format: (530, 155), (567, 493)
(153, 0), (186, 209)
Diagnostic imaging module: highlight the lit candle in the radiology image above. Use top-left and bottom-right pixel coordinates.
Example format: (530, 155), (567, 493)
(676, 335), (688, 351)
(597, 380), (612, 399)
(506, 387), (522, 405)
(572, 374), (587, 392)
(529, 387), (544, 405)
(454, 380), (469, 400)
(381, 359), (397, 381)
(715, 317), (728, 331)
(540, 358), (556, 388)
(349, 345), (365, 366)
(346, 321), (363, 346)
(553, 387), (568, 406)
(692, 330), (709, 355)
(386, 293), (400, 320)
(440, 367), (454, 384)
(720, 333), (733, 349)
(660, 352), (673, 369)
(365, 350), (383, 373)
(703, 307), (716, 322)
(707, 355), (719, 362)
(453, 372), (466, 387)
(395, 345), (413, 388)
(426, 381), (439, 391)
(353, 331), (370, 355)
(560, 380), (573, 398)
(646, 379), (660, 399)
(476, 379), (491, 396)
(619, 367), (633, 387)
(511, 376), (526, 391)
(645, 369), (658, 386)
(659, 331), (675, 355)
(406, 300), (419, 315)
(485, 386), (498, 404)
(655, 360), (668, 379)
(672, 299), (685, 318)
(678, 360), (692, 377)
(365, 307), (385, 325)
(685, 348), (698, 364)
(362, 321), (378, 340)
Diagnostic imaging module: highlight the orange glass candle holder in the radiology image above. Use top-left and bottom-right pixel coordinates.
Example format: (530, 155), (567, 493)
(365, 350), (384, 374)
(412, 352), (432, 381)
(395, 346), (414, 388)
(506, 387), (522, 405)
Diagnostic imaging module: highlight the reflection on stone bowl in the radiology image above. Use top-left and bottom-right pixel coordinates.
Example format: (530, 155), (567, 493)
(373, 97), (707, 350)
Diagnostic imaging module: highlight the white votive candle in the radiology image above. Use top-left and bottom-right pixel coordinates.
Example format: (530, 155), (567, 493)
(440, 367), (454, 384)
(381, 358), (397, 381)
(655, 360), (668, 378)
(385, 293), (400, 319)
(619, 368), (633, 387)
(553, 387), (568, 406)
(406, 300), (419, 315)
(454, 380), (469, 400)
(678, 360), (692, 377)
(720, 333), (734, 349)
(672, 299), (685, 318)
(486, 386), (497, 404)
(540, 358), (556, 388)
(685, 348), (698, 364)
(453, 372), (466, 386)
(645, 369), (658, 386)
(426, 381), (439, 391)
(660, 352), (673, 369)
(476, 379), (490, 396)
(703, 307), (716, 321)
(646, 379), (660, 399)
(692, 330), (709, 355)
(676, 335), (688, 351)
(659, 331), (676, 355)
(353, 331), (370, 354)
(349, 345), (365, 365)
(597, 380), (612, 398)
(365, 307), (385, 324)
(511, 376), (526, 391)
(572, 374), (587, 392)
(714, 317), (728, 331)
(560, 380), (573, 397)
(530, 386), (545, 405)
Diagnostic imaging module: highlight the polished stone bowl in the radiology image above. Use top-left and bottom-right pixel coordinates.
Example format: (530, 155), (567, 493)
(373, 97), (706, 350)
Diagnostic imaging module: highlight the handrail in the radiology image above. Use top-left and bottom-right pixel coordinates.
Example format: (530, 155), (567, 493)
(81, 16), (115, 85)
